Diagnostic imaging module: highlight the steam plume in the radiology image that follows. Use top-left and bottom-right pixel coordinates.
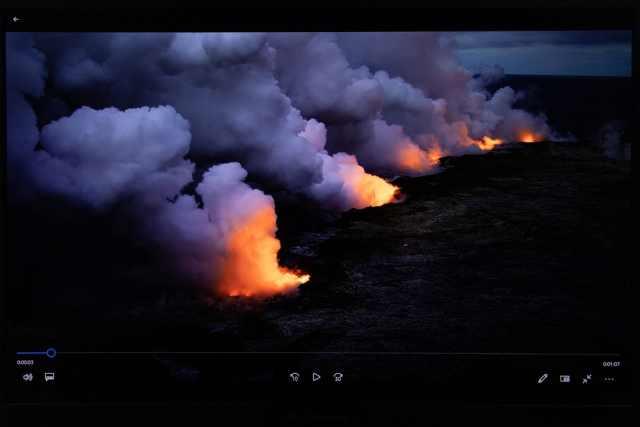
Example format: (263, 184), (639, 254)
(7, 31), (559, 297)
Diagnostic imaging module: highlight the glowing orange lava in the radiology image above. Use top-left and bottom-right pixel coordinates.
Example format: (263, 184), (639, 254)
(476, 136), (503, 151)
(325, 153), (401, 209)
(427, 145), (444, 165)
(519, 132), (538, 143)
(217, 207), (310, 298)
(352, 171), (401, 208)
(396, 143), (441, 174)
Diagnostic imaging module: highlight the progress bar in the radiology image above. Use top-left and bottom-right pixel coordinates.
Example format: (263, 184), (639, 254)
(48, 351), (621, 356)
(16, 348), (57, 358)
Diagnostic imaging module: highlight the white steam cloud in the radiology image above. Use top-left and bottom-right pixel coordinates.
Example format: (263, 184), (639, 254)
(7, 31), (558, 294)
(39, 105), (193, 209)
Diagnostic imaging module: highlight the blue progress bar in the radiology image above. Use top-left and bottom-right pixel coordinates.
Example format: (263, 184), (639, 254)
(16, 348), (57, 358)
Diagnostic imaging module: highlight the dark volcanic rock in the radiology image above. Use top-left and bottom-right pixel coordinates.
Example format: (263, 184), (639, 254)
(259, 141), (631, 354)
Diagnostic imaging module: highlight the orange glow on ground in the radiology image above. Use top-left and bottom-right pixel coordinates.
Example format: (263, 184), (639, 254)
(519, 132), (538, 143)
(427, 145), (444, 165)
(396, 143), (441, 174)
(476, 136), (503, 151)
(217, 207), (310, 298)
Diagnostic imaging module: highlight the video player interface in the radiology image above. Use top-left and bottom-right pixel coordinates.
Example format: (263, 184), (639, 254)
(3, 12), (632, 406)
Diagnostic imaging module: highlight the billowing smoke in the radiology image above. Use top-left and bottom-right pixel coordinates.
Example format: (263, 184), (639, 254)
(143, 162), (310, 296)
(270, 32), (552, 175)
(7, 31), (555, 297)
(6, 32), (46, 199)
(38, 105), (193, 209)
(30, 32), (401, 208)
(6, 33), (310, 297)
(30, 32), (552, 186)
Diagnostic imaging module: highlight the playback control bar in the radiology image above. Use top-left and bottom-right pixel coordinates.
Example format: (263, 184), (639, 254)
(10, 351), (630, 404)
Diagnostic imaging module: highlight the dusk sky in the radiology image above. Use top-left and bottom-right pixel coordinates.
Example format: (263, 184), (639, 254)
(449, 31), (632, 77)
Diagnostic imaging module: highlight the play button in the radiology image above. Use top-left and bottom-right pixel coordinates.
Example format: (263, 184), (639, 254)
(312, 372), (321, 382)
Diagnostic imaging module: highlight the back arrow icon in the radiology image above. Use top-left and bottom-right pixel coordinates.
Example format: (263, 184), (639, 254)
(12, 17), (20, 23)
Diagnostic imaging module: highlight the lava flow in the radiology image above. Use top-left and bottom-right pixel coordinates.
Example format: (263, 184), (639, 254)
(217, 206), (310, 298)
(338, 163), (401, 209)
(353, 172), (402, 208)
(396, 143), (442, 175)
(318, 153), (402, 210)
(519, 131), (539, 143)
(476, 136), (504, 151)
